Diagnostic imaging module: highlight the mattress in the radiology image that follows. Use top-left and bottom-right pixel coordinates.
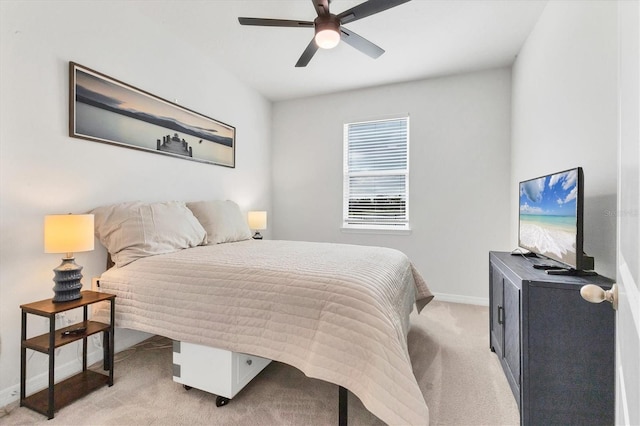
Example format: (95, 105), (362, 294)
(96, 239), (433, 425)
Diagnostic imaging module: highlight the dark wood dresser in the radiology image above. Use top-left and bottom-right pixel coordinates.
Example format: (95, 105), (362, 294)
(489, 251), (615, 425)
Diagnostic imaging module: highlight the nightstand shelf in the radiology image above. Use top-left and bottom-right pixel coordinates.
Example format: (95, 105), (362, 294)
(21, 370), (109, 416)
(23, 321), (110, 353)
(20, 290), (115, 419)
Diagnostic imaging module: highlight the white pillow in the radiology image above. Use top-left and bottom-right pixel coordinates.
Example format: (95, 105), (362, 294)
(186, 200), (252, 244)
(91, 201), (207, 267)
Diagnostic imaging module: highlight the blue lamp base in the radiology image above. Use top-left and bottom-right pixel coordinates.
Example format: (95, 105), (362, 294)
(52, 257), (83, 303)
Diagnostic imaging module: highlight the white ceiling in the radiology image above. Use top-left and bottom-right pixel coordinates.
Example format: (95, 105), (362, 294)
(135, 0), (548, 102)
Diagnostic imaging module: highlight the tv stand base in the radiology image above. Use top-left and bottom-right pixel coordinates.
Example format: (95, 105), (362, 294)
(546, 268), (598, 277)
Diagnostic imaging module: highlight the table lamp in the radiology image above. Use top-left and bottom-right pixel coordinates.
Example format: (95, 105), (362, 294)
(44, 214), (94, 302)
(247, 211), (267, 240)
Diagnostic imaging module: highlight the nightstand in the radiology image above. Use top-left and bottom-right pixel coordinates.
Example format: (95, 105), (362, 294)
(20, 290), (115, 419)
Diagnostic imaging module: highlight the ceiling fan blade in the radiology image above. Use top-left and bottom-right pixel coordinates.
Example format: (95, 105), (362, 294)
(238, 17), (314, 28)
(337, 0), (411, 25)
(340, 27), (384, 59)
(295, 38), (319, 67)
(311, 0), (330, 16)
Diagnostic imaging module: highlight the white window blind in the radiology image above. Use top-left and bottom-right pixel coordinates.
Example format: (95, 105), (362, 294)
(343, 116), (409, 229)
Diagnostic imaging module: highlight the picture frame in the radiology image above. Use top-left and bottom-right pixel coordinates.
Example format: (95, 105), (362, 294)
(69, 62), (235, 168)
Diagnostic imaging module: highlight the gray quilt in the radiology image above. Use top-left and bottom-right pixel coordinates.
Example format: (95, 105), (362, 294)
(96, 240), (433, 425)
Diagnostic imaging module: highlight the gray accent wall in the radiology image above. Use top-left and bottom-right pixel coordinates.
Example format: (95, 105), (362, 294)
(272, 68), (513, 304)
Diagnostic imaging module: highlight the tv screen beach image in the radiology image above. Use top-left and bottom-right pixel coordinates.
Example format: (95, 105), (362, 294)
(519, 169), (578, 266)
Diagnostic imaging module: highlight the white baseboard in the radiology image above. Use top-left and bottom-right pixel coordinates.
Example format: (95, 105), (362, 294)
(0, 329), (151, 409)
(433, 292), (489, 306)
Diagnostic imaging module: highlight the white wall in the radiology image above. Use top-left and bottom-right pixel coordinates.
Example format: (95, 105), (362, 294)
(511, 0), (618, 278)
(0, 1), (271, 405)
(272, 68), (513, 304)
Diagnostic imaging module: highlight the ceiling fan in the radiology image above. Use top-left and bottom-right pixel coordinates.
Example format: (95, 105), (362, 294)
(238, 0), (411, 67)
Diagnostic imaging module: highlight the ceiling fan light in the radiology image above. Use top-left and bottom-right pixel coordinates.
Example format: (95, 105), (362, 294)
(315, 29), (340, 49)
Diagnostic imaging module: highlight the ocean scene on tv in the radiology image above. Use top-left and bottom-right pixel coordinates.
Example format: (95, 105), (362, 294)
(519, 169), (578, 266)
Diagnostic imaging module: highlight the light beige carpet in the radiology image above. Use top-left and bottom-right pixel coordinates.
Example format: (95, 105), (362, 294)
(0, 301), (519, 425)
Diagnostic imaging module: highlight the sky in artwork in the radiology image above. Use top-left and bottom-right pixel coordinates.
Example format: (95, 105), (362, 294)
(75, 68), (234, 140)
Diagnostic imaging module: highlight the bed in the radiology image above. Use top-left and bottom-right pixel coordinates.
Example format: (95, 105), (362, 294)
(91, 200), (434, 425)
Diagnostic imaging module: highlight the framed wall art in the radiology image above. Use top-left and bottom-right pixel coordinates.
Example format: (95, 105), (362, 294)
(69, 62), (235, 168)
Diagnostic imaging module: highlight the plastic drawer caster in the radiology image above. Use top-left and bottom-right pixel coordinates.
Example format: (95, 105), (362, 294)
(216, 396), (230, 407)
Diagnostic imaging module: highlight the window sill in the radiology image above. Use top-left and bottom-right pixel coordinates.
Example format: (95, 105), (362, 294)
(340, 226), (412, 236)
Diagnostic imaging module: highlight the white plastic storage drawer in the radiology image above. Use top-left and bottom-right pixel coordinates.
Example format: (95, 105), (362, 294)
(172, 341), (271, 402)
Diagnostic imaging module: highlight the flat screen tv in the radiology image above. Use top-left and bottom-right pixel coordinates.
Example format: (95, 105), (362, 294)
(518, 167), (594, 272)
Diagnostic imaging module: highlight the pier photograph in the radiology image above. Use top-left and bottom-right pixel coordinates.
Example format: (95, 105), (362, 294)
(70, 62), (235, 167)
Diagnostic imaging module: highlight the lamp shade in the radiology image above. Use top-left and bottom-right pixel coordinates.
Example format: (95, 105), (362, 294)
(247, 211), (267, 230)
(44, 214), (95, 254)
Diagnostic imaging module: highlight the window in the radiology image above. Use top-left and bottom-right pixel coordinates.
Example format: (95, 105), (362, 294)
(343, 116), (409, 230)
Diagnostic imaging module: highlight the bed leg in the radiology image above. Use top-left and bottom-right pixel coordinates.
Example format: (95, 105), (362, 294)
(339, 386), (347, 426)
